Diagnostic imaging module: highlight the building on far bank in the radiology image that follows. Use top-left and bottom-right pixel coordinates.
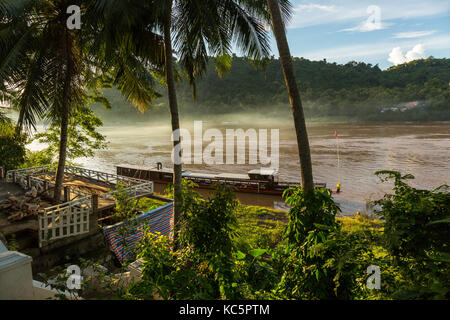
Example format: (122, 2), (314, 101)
(381, 101), (422, 113)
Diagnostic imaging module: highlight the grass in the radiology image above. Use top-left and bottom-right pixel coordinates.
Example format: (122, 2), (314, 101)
(234, 204), (385, 253)
(132, 195), (386, 258)
(337, 214), (384, 233)
(337, 214), (387, 260)
(234, 205), (288, 251)
(124, 197), (168, 214)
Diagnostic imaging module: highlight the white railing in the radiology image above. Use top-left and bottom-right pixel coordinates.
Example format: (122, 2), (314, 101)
(65, 165), (146, 186)
(98, 182), (154, 207)
(39, 196), (91, 246)
(6, 165), (55, 182)
(7, 165), (154, 247)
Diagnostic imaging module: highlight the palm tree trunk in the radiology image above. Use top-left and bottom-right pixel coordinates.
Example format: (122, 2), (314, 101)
(163, 0), (182, 242)
(53, 31), (73, 204)
(266, 0), (314, 195)
(15, 108), (24, 137)
(53, 102), (69, 204)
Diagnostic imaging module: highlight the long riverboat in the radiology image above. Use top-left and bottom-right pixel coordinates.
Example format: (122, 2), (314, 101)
(116, 163), (327, 195)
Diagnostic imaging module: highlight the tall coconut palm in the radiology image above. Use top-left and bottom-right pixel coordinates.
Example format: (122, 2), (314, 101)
(0, 0), (87, 202)
(162, 0), (183, 227)
(1, 0), (164, 203)
(266, 0), (314, 195)
(160, 0), (275, 237)
(90, 0), (278, 239)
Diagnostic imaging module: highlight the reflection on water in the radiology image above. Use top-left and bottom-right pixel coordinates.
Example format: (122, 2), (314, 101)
(29, 120), (450, 216)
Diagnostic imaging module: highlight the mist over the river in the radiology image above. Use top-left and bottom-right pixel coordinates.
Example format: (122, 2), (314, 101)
(6, 103), (449, 216)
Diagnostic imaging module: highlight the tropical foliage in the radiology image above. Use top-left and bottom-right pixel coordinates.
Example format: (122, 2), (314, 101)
(0, 118), (26, 171)
(90, 57), (450, 122)
(374, 171), (449, 299)
(0, 0), (448, 302)
(118, 172), (449, 300)
(34, 105), (107, 161)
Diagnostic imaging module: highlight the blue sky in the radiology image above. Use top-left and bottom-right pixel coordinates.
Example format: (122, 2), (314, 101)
(266, 0), (450, 69)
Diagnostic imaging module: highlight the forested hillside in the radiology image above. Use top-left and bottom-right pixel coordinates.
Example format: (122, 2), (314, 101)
(94, 57), (450, 122)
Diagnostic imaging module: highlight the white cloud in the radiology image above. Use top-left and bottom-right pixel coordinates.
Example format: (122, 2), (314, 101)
(341, 21), (391, 32)
(388, 44), (426, 65)
(405, 44), (426, 61)
(339, 5), (386, 32)
(294, 34), (450, 65)
(296, 4), (336, 12)
(393, 30), (436, 39)
(388, 47), (406, 65)
(287, 0), (450, 30)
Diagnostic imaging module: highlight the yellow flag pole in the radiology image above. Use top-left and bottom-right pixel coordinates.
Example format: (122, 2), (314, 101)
(336, 131), (341, 193)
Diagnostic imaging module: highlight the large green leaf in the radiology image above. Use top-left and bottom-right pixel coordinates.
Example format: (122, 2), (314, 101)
(249, 248), (267, 258)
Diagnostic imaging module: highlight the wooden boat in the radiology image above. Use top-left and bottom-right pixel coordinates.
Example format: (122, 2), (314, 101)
(116, 163), (327, 195)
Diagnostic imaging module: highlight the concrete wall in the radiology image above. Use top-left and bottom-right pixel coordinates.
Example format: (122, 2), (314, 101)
(0, 241), (66, 300)
(0, 250), (35, 299)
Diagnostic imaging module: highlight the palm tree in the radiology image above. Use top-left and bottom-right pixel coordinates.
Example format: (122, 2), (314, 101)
(162, 0), (183, 228)
(266, 0), (314, 195)
(0, 0), (86, 202)
(91, 0), (275, 235)
(160, 0), (274, 237)
(91, 0), (289, 241)
(1, 0), (163, 203)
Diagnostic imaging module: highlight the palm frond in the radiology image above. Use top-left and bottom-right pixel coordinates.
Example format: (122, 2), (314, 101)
(112, 53), (162, 113)
(221, 0), (271, 60)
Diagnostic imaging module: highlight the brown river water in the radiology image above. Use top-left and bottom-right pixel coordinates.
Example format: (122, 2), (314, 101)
(31, 120), (450, 216)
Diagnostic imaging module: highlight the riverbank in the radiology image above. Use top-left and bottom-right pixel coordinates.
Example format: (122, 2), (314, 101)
(135, 196), (382, 251)
(24, 121), (450, 217)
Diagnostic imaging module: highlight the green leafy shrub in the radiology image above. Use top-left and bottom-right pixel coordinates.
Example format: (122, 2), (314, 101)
(283, 187), (340, 250)
(179, 184), (238, 257)
(277, 187), (344, 299)
(20, 149), (53, 168)
(130, 184), (241, 299)
(374, 171), (450, 299)
(0, 121), (26, 171)
(234, 246), (286, 299)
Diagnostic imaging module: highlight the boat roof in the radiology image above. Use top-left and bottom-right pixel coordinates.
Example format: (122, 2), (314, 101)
(183, 172), (217, 179)
(116, 164), (271, 180)
(116, 164), (173, 174)
(216, 173), (250, 180)
(248, 168), (278, 176)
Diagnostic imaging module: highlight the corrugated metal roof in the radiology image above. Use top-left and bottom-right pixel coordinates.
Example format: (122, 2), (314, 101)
(216, 173), (250, 180)
(184, 172), (217, 179)
(248, 168), (278, 176)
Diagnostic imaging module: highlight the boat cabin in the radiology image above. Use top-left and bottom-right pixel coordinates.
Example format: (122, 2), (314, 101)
(247, 168), (279, 183)
(117, 164), (174, 181)
(116, 164), (279, 184)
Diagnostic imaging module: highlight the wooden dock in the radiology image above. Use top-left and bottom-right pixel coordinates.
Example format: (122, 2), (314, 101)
(4, 165), (154, 249)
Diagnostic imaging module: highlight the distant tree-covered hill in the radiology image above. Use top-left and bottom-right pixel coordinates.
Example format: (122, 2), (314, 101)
(93, 57), (450, 122)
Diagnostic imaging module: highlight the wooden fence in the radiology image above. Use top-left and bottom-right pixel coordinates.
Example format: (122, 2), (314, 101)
(6, 165), (154, 247)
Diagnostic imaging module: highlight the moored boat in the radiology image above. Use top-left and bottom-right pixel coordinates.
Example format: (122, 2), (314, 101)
(116, 163), (327, 195)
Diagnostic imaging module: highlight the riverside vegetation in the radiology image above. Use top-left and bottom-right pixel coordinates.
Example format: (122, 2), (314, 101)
(39, 173), (449, 300)
(1, 1), (448, 301)
(92, 57), (450, 123)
